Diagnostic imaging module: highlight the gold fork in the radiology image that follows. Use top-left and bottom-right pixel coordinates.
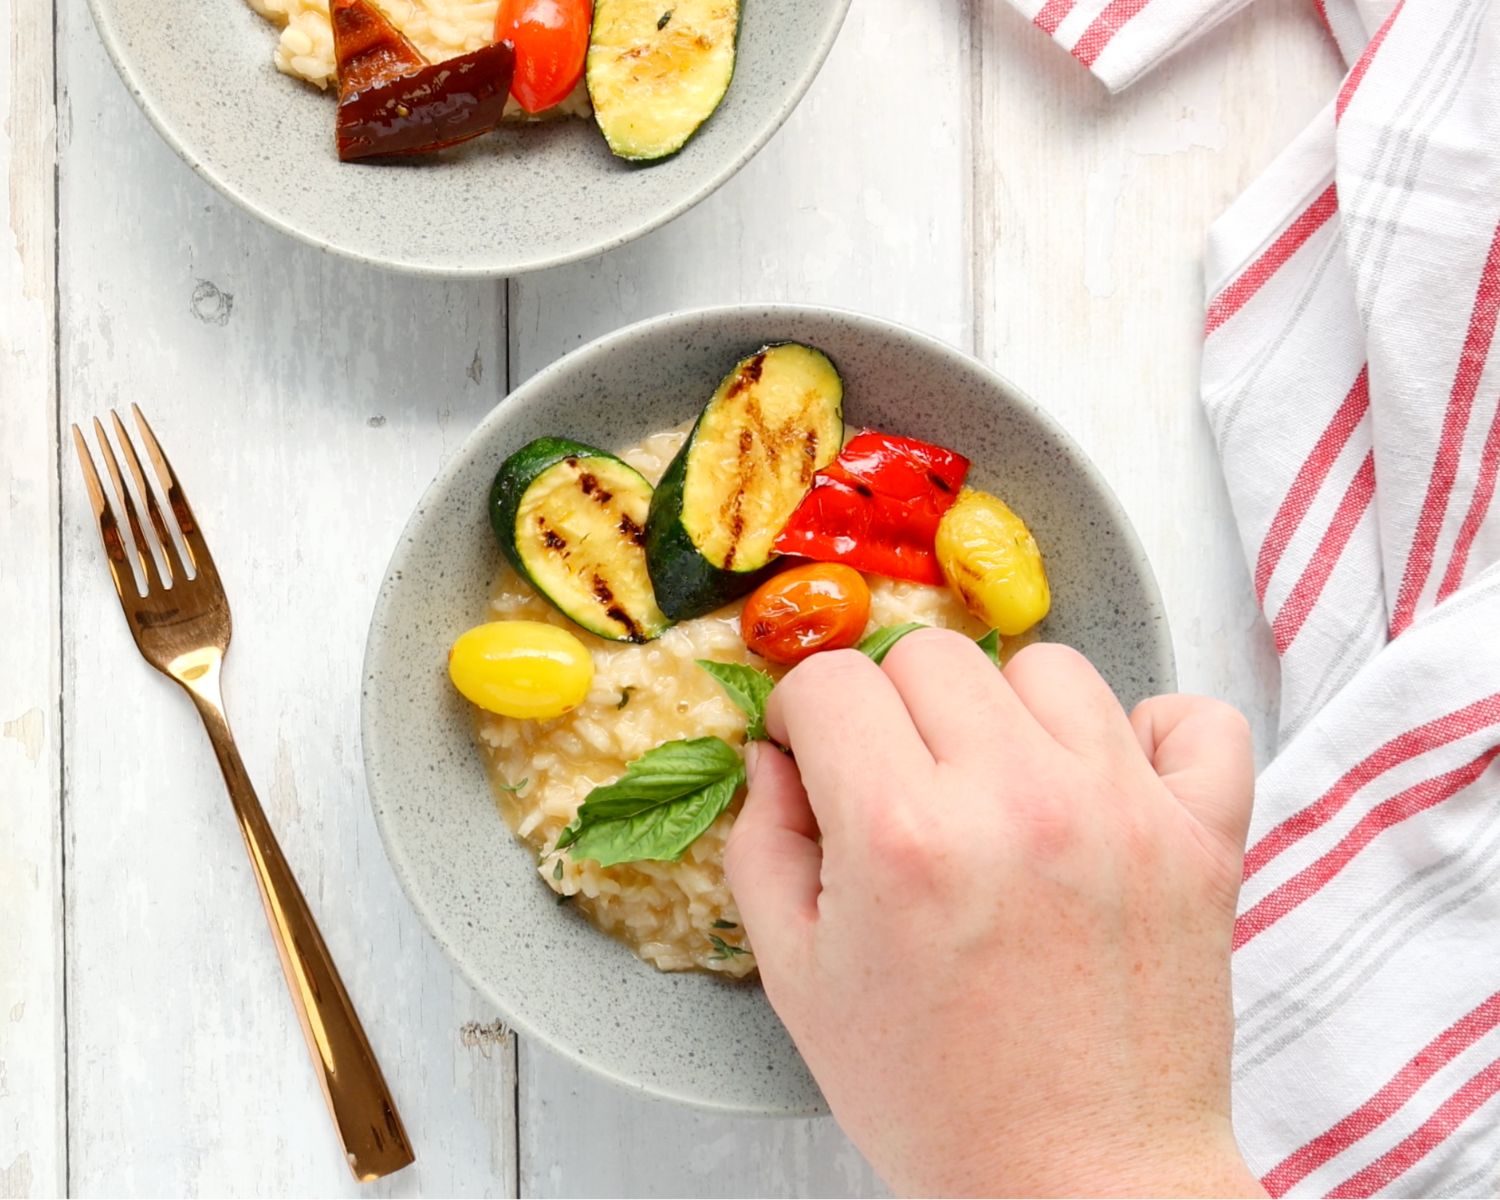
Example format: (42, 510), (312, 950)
(72, 406), (415, 1182)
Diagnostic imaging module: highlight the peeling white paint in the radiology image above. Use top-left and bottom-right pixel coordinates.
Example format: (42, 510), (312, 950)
(2, 708), (43, 765)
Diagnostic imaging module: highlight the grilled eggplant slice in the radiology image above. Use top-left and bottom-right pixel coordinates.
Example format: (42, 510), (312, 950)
(490, 438), (672, 643)
(646, 344), (844, 619)
(586, 0), (739, 161)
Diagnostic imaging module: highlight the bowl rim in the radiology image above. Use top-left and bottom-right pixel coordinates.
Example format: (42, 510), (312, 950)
(85, 0), (854, 278)
(360, 302), (1178, 1111)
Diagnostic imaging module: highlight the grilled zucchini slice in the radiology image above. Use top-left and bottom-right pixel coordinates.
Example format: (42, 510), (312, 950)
(490, 438), (672, 643)
(586, 0), (739, 161)
(646, 344), (844, 619)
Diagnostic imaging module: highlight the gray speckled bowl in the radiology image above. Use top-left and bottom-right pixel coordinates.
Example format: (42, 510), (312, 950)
(362, 305), (1175, 1114)
(87, 0), (849, 276)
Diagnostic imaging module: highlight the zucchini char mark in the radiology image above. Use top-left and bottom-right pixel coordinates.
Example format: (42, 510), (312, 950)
(491, 438), (672, 643)
(646, 343), (844, 620)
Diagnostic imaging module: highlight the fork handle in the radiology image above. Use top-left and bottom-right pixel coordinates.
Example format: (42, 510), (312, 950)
(182, 661), (415, 1182)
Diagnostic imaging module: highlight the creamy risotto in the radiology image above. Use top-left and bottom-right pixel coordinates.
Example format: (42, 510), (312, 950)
(475, 430), (1017, 977)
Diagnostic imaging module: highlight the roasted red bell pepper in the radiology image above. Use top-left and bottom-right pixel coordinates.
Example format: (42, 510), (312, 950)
(773, 431), (970, 585)
(331, 0), (516, 161)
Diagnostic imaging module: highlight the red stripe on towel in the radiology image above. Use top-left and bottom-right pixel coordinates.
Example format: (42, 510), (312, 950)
(1391, 217), (1500, 636)
(1272, 451), (1376, 655)
(1436, 390), (1500, 603)
(1205, 185), (1338, 336)
(1071, 0), (1153, 67)
(1336, 0), (1407, 121)
(1262, 992), (1500, 1195)
(1255, 366), (1370, 605)
(1243, 694), (1500, 880)
(1328, 1057), (1500, 1197)
(1033, 0), (1076, 35)
(1234, 747), (1500, 950)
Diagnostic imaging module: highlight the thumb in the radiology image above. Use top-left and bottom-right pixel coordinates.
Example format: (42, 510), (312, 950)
(724, 743), (822, 967)
(1130, 694), (1255, 852)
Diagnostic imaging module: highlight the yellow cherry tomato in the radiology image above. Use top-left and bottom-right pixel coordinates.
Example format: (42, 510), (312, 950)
(448, 620), (594, 720)
(934, 488), (1051, 636)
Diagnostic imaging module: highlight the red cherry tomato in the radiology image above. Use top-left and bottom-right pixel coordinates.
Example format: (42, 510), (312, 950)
(495, 0), (591, 114)
(741, 564), (872, 666)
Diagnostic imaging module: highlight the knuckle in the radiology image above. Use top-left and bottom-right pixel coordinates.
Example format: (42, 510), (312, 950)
(1008, 784), (1083, 860)
(865, 803), (942, 878)
(1210, 700), (1253, 740)
(884, 625), (969, 664)
(782, 647), (873, 693)
(1006, 641), (1090, 679)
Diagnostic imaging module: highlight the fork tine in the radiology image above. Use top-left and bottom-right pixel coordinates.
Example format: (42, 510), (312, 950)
(110, 409), (185, 582)
(71, 424), (142, 602)
(130, 404), (218, 581)
(92, 415), (166, 591)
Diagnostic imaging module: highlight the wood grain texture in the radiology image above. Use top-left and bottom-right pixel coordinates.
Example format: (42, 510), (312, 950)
(3, 0), (1348, 1191)
(52, 0), (517, 1192)
(0, 0), (64, 1195)
(972, 0), (1344, 763)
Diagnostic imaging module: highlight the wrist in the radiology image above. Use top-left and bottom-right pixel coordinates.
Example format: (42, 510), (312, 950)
(906, 1114), (1265, 1199)
(1026, 1121), (1265, 1199)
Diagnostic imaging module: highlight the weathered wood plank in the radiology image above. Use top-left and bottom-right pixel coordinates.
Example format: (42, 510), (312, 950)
(55, 0), (518, 1192)
(36, 0), (1351, 1193)
(972, 0), (1344, 760)
(508, 0), (967, 1191)
(0, 0), (64, 1194)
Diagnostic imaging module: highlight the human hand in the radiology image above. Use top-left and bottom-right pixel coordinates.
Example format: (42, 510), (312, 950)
(724, 631), (1265, 1198)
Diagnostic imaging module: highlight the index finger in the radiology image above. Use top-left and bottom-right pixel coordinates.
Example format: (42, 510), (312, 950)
(765, 648), (935, 847)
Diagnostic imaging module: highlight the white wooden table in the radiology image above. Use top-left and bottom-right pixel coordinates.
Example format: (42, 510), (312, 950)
(2, 0), (1343, 1193)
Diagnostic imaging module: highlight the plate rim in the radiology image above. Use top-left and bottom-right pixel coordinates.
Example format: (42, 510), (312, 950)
(84, 0), (854, 278)
(360, 302), (1178, 1112)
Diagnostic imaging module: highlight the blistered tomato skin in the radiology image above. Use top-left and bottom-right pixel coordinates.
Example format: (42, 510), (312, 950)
(741, 563), (872, 665)
(935, 488), (1051, 636)
(448, 620), (594, 719)
(495, 0), (592, 114)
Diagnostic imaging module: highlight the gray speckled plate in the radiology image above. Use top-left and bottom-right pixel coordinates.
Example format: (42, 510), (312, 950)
(87, 0), (849, 276)
(362, 305), (1176, 1114)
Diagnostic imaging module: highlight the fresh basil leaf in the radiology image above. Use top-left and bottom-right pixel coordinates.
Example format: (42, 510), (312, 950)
(556, 737), (745, 867)
(860, 623), (1004, 666)
(696, 660), (775, 741)
(711, 918), (738, 930)
(856, 622), (927, 664)
(552, 858), (564, 881)
(708, 934), (749, 960)
(975, 629), (1002, 664)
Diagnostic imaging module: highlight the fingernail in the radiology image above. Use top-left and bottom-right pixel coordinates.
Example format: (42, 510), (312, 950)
(744, 742), (762, 783)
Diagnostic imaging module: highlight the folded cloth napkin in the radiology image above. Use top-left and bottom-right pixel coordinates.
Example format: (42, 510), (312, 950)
(1006, 1), (1500, 1194)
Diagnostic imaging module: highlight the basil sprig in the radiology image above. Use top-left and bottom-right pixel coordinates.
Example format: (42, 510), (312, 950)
(701, 626), (1005, 744)
(854, 622), (926, 664)
(556, 737), (745, 867)
(858, 622), (1004, 665)
(975, 628), (1002, 664)
(696, 659), (775, 740)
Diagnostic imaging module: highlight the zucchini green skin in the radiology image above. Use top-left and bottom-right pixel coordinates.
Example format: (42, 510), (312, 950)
(645, 344), (844, 620)
(489, 436), (595, 558)
(490, 437), (671, 642)
(644, 415), (773, 618)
